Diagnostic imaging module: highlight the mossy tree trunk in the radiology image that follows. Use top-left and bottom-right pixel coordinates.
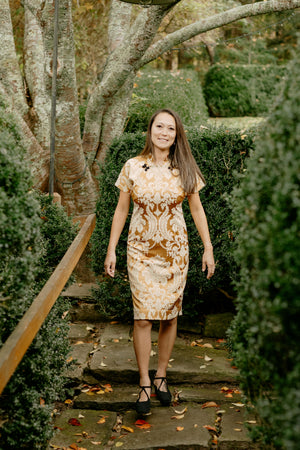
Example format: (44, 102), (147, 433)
(1, 0), (300, 215)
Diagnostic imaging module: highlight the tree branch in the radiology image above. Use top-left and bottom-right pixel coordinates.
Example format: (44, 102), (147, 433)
(140, 0), (300, 66)
(82, 2), (174, 160)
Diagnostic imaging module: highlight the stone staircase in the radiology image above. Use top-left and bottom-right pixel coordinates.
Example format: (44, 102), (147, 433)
(48, 284), (258, 450)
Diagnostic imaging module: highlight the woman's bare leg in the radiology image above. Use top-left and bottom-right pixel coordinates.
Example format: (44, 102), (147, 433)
(154, 317), (177, 391)
(133, 319), (152, 401)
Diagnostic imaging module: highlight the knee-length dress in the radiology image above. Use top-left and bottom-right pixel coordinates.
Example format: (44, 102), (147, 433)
(115, 155), (204, 320)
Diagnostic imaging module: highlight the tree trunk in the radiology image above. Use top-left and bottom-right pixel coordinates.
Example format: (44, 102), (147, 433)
(38, 0), (97, 215)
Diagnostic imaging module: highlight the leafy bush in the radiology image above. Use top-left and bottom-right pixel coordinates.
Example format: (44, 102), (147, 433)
(91, 127), (254, 321)
(0, 101), (77, 448)
(125, 69), (208, 133)
(228, 51), (300, 449)
(203, 64), (287, 117)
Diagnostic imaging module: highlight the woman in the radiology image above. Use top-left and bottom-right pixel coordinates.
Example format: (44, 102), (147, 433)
(104, 108), (215, 415)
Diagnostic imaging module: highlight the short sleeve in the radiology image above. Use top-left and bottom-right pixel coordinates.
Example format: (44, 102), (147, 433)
(193, 174), (205, 193)
(115, 160), (133, 193)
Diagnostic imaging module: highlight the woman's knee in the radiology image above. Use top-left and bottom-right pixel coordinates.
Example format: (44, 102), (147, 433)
(160, 317), (177, 330)
(134, 319), (152, 331)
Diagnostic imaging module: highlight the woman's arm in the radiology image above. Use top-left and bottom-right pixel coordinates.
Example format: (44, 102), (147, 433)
(104, 191), (131, 277)
(188, 192), (215, 279)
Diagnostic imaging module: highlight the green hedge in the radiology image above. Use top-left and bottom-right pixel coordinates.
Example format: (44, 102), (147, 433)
(203, 64), (287, 117)
(0, 100), (77, 448)
(228, 52), (300, 448)
(125, 69), (208, 132)
(91, 126), (254, 321)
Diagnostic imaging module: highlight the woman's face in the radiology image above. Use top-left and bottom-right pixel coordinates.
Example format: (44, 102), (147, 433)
(151, 112), (176, 153)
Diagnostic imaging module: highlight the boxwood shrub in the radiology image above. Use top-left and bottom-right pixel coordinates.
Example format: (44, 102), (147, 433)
(203, 64), (287, 117)
(125, 69), (208, 133)
(0, 100), (77, 449)
(91, 126), (255, 322)
(228, 52), (300, 448)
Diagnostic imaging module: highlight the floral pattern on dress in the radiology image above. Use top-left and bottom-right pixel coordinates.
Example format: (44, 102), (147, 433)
(115, 155), (205, 320)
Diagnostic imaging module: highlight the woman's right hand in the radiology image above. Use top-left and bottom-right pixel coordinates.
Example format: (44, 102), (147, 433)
(104, 251), (116, 277)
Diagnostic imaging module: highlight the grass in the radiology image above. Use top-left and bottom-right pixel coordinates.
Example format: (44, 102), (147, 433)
(207, 116), (265, 130)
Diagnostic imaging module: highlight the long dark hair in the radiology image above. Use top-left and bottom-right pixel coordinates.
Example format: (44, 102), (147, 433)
(140, 108), (205, 193)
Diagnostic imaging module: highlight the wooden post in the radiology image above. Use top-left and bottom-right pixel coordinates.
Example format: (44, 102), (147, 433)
(0, 214), (96, 395)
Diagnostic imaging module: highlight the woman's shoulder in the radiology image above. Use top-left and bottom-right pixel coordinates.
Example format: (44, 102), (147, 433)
(124, 155), (146, 166)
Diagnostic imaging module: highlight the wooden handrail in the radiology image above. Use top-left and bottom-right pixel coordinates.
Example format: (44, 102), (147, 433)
(0, 213), (96, 395)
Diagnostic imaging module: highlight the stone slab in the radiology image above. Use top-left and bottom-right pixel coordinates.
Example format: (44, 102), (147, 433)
(70, 303), (105, 322)
(88, 333), (237, 385)
(73, 385), (242, 412)
(48, 409), (117, 450)
(62, 283), (98, 299)
(68, 322), (100, 341)
(69, 343), (95, 366)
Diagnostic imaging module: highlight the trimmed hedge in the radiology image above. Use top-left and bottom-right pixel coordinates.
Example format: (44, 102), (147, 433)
(0, 100), (77, 448)
(91, 126), (255, 321)
(228, 51), (300, 448)
(125, 69), (208, 133)
(203, 64), (287, 117)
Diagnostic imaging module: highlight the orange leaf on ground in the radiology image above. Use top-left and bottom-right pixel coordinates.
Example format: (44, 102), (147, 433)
(201, 401), (219, 409)
(68, 418), (82, 426)
(225, 393), (233, 398)
(176, 426), (184, 431)
(135, 419), (152, 429)
(97, 417), (106, 424)
(204, 425), (217, 432)
(121, 425), (134, 433)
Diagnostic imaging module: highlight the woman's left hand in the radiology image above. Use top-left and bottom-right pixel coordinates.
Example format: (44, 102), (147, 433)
(202, 247), (215, 279)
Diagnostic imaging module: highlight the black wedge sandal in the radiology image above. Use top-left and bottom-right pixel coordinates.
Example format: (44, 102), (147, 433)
(136, 385), (151, 415)
(153, 377), (172, 406)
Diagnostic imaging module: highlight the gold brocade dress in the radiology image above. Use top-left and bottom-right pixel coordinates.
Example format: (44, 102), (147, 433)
(115, 155), (204, 320)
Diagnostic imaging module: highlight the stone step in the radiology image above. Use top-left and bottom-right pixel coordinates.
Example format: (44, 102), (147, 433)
(66, 323), (238, 386)
(49, 402), (258, 450)
(73, 384), (242, 412)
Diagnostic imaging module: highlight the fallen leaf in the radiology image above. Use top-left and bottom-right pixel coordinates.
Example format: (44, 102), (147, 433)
(200, 365), (207, 369)
(150, 350), (156, 357)
(201, 401), (219, 409)
(169, 358), (175, 362)
(194, 424), (198, 428)
(100, 361), (107, 367)
(97, 417), (106, 424)
(113, 339), (119, 343)
(176, 426), (184, 431)
(225, 393), (233, 398)
(194, 355), (204, 359)
(68, 418), (82, 426)
(69, 444), (79, 450)
(204, 355), (213, 362)
(203, 425), (217, 432)
(171, 413), (185, 419)
(135, 419), (152, 429)
(202, 343), (213, 348)
(121, 425), (134, 433)
(232, 402), (245, 407)
(247, 420), (257, 424)
(103, 383), (113, 392)
(96, 390), (105, 395)
(91, 442), (102, 446)
(40, 398), (45, 406)
(115, 443), (123, 448)
(110, 321), (119, 324)
(78, 414), (85, 419)
(174, 407), (187, 415)
(234, 428), (242, 432)
(62, 310), (69, 319)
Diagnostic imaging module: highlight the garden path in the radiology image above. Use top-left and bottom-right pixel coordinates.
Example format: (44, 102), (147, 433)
(48, 284), (258, 450)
